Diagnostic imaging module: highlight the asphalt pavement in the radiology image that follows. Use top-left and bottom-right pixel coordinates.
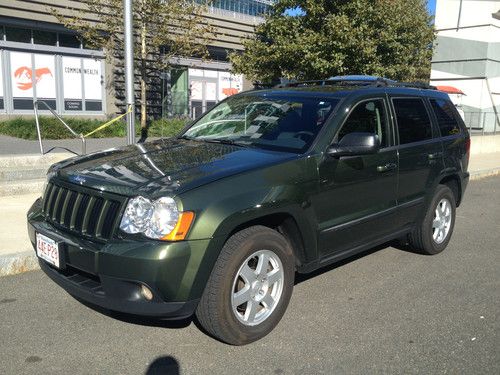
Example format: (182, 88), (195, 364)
(1, 176), (499, 375)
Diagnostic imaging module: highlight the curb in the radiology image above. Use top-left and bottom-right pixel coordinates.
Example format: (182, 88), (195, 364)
(0, 168), (499, 278)
(0, 250), (39, 277)
(470, 167), (500, 181)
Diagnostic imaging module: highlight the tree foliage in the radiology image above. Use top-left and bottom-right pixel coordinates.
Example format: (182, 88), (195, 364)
(230, 0), (435, 84)
(51, 0), (213, 128)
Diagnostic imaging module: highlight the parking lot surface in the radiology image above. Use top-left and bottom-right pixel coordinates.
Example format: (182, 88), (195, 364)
(1, 176), (499, 374)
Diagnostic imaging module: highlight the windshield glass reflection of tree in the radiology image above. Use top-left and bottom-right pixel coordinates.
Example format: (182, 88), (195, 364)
(183, 95), (339, 153)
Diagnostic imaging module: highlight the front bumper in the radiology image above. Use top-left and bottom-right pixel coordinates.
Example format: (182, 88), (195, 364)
(28, 198), (218, 319)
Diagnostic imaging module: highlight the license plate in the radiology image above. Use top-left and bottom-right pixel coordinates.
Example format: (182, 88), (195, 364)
(36, 233), (60, 268)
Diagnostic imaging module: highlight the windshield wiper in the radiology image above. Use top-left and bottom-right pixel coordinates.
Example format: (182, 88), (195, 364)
(177, 135), (195, 141)
(179, 135), (255, 148)
(201, 138), (253, 148)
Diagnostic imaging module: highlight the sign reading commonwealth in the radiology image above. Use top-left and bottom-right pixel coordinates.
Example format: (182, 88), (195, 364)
(3, 52), (104, 113)
(83, 58), (103, 111)
(63, 57), (103, 112)
(63, 56), (83, 111)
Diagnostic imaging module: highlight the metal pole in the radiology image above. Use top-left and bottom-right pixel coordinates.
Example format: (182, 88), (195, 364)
(123, 0), (135, 144)
(33, 101), (44, 155)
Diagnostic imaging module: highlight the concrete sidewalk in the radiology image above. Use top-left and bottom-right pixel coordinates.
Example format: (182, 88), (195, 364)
(1, 152), (499, 277)
(0, 134), (127, 155)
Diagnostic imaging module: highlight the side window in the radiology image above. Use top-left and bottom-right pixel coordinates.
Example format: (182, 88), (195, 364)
(430, 99), (461, 136)
(338, 99), (388, 147)
(393, 98), (432, 145)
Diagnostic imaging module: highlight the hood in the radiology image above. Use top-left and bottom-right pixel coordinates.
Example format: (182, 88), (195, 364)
(51, 138), (298, 197)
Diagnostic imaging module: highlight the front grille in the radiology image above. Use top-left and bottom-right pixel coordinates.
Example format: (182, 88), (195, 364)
(42, 182), (123, 241)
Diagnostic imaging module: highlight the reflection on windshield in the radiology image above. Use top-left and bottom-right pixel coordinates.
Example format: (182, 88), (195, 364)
(183, 94), (339, 152)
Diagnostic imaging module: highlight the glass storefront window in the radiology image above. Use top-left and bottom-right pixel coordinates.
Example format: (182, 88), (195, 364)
(5, 27), (31, 43)
(0, 57), (4, 110)
(170, 68), (189, 116)
(59, 33), (81, 48)
(202, 0), (273, 16)
(33, 30), (57, 46)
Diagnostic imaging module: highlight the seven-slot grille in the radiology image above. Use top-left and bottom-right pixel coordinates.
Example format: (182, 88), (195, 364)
(42, 182), (123, 240)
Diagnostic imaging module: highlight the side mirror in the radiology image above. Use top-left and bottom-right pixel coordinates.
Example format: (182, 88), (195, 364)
(327, 132), (380, 157)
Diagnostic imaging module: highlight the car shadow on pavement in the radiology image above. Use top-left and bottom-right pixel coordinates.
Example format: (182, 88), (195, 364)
(73, 296), (193, 329)
(74, 293), (222, 344)
(294, 241), (403, 285)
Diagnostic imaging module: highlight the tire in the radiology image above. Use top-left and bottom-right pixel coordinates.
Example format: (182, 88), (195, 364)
(195, 225), (295, 345)
(409, 184), (456, 255)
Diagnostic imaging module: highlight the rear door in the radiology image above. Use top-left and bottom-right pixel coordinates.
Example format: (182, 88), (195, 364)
(428, 97), (470, 176)
(390, 96), (444, 229)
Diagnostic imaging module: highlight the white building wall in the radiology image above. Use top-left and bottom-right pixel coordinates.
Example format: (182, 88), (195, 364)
(430, 0), (500, 132)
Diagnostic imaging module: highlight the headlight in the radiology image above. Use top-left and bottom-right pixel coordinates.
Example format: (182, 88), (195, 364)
(119, 196), (153, 234)
(145, 197), (179, 238)
(119, 196), (194, 241)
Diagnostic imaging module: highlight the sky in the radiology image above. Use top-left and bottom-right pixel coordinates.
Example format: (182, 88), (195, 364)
(428, 0), (437, 15)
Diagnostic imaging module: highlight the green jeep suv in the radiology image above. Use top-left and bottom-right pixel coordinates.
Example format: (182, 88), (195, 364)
(28, 77), (470, 345)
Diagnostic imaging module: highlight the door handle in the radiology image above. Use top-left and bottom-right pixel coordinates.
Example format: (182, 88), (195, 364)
(428, 152), (443, 160)
(377, 163), (397, 173)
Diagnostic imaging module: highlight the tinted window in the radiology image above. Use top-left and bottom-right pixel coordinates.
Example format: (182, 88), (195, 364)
(5, 27), (31, 43)
(338, 99), (388, 147)
(33, 30), (57, 46)
(430, 99), (461, 136)
(59, 33), (80, 48)
(393, 98), (432, 145)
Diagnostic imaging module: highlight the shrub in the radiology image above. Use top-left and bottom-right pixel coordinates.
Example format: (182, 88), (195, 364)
(0, 116), (189, 140)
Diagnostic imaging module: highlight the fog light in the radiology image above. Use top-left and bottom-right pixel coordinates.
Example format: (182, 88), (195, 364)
(141, 284), (153, 301)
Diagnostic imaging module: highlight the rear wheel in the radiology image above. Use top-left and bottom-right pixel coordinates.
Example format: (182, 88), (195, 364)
(195, 225), (294, 345)
(409, 184), (456, 255)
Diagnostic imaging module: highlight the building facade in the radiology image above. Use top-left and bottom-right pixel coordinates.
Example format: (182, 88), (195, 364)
(0, 0), (273, 120)
(430, 0), (500, 133)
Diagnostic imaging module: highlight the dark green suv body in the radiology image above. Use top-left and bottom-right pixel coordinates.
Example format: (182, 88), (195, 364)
(28, 78), (470, 345)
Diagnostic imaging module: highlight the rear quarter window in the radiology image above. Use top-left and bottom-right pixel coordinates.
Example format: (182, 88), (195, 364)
(392, 98), (433, 145)
(429, 99), (462, 136)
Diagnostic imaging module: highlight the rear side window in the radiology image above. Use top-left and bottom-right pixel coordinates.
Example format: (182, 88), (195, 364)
(393, 98), (432, 145)
(430, 99), (461, 136)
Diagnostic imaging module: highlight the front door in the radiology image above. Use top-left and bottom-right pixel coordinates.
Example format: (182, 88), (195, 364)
(313, 98), (398, 259)
(190, 78), (217, 119)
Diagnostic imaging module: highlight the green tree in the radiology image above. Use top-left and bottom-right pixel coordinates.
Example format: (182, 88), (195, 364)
(51, 0), (213, 131)
(231, 0), (435, 84)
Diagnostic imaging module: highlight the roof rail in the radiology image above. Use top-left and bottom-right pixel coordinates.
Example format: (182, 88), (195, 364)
(275, 75), (436, 90)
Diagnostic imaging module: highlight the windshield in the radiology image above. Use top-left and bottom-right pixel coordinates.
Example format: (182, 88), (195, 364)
(182, 94), (340, 153)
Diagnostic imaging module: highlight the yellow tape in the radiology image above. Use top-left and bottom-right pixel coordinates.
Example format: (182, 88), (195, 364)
(83, 106), (133, 138)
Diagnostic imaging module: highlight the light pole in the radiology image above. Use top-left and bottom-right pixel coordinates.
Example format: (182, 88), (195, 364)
(123, 0), (135, 144)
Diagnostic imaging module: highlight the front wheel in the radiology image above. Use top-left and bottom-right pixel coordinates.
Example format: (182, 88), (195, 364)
(195, 225), (295, 345)
(409, 184), (456, 255)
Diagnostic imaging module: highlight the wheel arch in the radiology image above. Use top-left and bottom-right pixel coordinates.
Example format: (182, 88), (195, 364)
(213, 209), (318, 270)
(438, 174), (462, 207)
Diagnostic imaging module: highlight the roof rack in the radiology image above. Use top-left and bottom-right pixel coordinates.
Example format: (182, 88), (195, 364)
(275, 75), (436, 90)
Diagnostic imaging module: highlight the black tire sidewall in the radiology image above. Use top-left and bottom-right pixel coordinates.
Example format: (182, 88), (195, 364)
(421, 185), (456, 254)
(211, 227), (294, 345)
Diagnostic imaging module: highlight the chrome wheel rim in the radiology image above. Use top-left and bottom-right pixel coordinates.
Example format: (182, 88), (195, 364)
(432, 198), (452, 244)
(231, 249), (284, 326)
